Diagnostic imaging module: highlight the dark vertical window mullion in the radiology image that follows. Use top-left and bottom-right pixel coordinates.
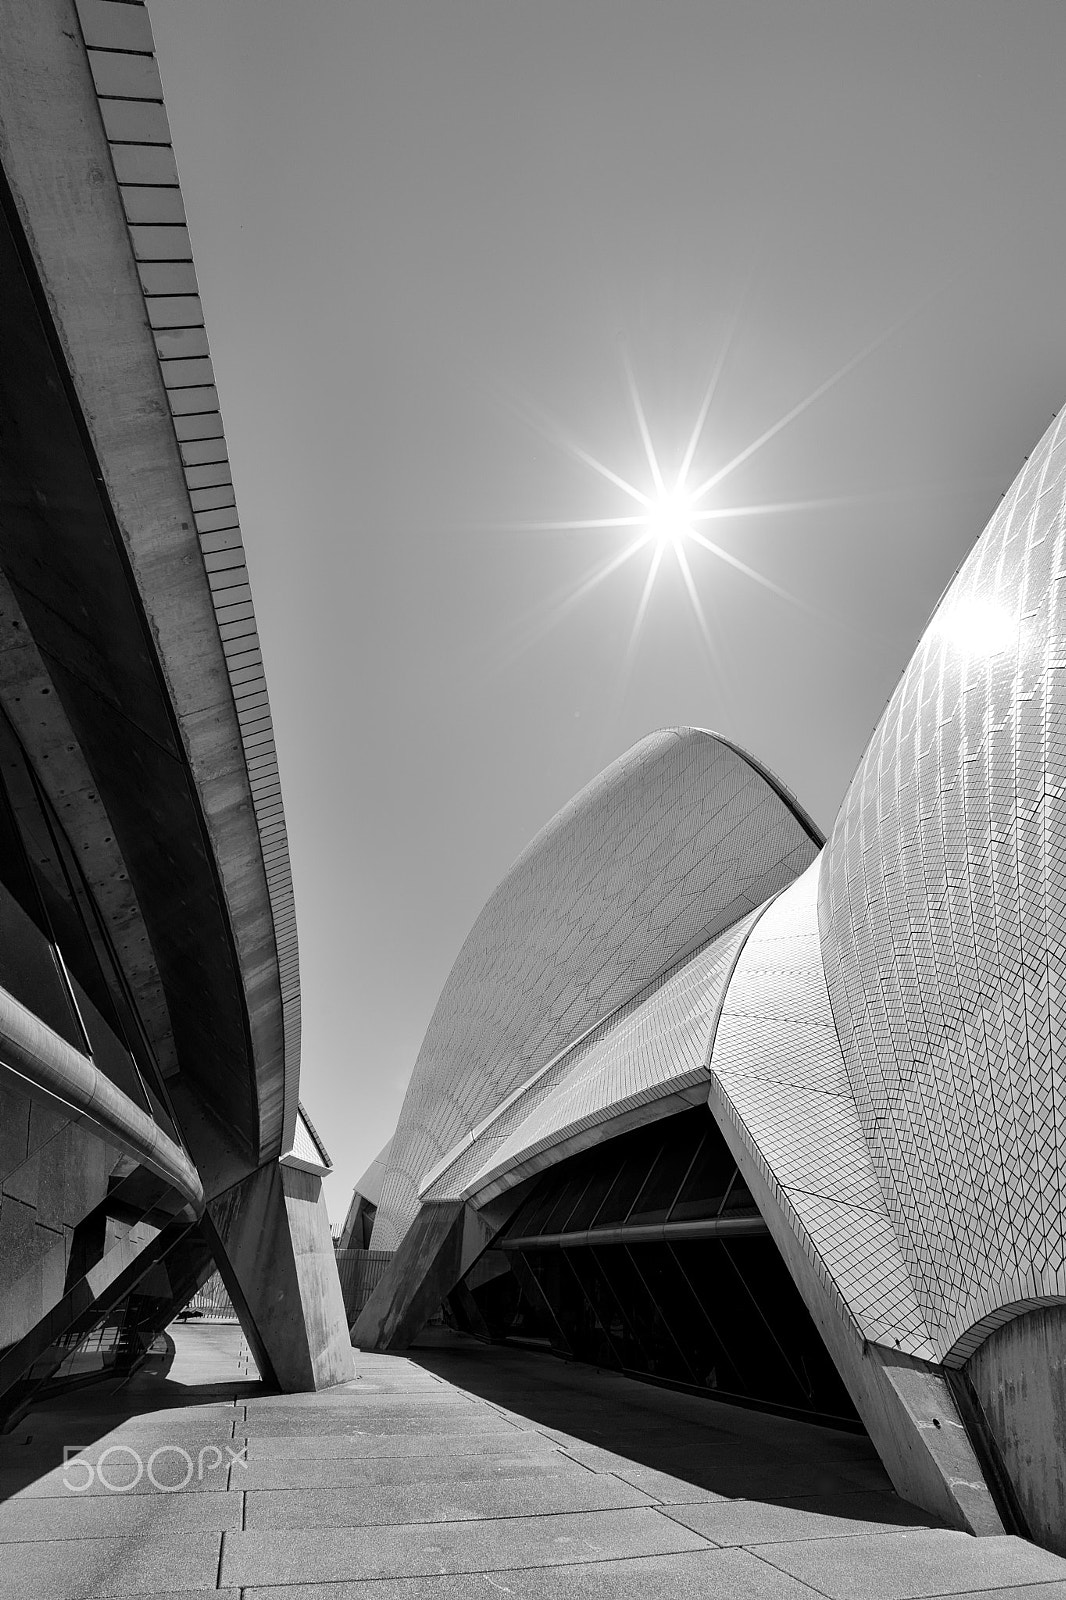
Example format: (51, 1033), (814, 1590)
(717, 1166), (742, 1217)
(621, 1135), (662, 1226)
(16, 729), (184, 1140)
(585, 1154), (626, 1229)
(666, 1240), (748, 1394)
(665, 1131), (706, 1224)
(718, 1240), (814, 1401)
(554, 1168), (595, 1235)
(558, 1246), (626, 1369)
(622, 1244), (700, 1385)
(510, 1252), (574, 1356)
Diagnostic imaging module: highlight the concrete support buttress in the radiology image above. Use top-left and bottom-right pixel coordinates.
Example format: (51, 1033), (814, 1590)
(707, 1101), (1005, 1535)
(353, 1200), (508, 1351)
(208, 1161), (354, 1390)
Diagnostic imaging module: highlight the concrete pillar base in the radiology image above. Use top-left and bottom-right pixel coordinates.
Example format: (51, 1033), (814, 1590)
(208, 1161), (354, 1390)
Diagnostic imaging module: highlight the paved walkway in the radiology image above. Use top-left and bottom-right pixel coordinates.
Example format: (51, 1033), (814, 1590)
(0, 1323), (1064, 1598)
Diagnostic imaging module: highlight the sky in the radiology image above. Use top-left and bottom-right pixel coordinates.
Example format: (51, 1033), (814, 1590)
(150, 0), (1066, 1221)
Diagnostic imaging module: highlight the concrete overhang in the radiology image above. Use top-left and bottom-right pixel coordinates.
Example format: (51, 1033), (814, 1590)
(0, 0), (299, 1165)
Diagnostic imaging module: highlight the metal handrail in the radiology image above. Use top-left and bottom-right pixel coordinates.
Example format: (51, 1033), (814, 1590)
(499, 1212), (768, 1251)
(0, 980), (203, 1215)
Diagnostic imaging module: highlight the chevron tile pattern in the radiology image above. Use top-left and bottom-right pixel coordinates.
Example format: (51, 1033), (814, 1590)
(819, 409), (1066, 1362)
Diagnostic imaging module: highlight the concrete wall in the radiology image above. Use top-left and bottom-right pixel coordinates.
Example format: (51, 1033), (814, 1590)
(0, 1083), (114, 1349)
(967, 1308), (1066, 1554)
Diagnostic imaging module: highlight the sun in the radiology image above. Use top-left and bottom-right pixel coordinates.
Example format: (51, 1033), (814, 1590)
(645, 484), (696, 554)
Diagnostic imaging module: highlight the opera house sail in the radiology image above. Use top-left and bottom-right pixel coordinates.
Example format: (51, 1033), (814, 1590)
(353, 416), (1066, 1554)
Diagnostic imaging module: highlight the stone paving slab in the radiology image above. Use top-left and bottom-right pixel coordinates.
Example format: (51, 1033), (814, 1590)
(553, 1435), (879, 1500)
(0, 1485), (240, 1541)
(0, 1460), (232, 1497)
(245, 1394), (474, 1414)
(660, 1491), (941, 1545)
(239, 1408), (517, 1436)
(241, 1546), (829, 1598)
(7, 1325), (1066, 1599)
(222, 1507), (712, 1586)
(0, 1530), (223, 1599)
(554, 1451), (730, 1504)
(940, 1590), (1066, 1600)
(242, 1426), (539, 1460)
(755, 1530), (1066, 1599)
(237, 1445), (569, 1492)
(244, 1469), (655, 1530)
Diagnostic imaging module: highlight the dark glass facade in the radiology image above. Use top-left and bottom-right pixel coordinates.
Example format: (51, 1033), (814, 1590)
(0, 706), (178, 1134)
(450, 1110), (858, 1426)
(0, 706), (212, 1418)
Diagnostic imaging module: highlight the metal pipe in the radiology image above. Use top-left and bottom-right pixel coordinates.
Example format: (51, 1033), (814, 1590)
(500, 1213), (768, 1251)
(0, 979), (203, 1215)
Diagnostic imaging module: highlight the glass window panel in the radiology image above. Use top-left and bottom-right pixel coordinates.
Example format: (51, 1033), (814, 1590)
(669, 1124), (740, 1221)
(622, 1244), (700, 1383)
(469, 1264), (526, 1339)
(503, 1177), (559, 1241)
(627, 1118), (705, 1226)
(709, 1239), (811, 1408)
(592, 1126), (664, 1227)
(718, 1169), (759, 1216)
(591, 1244), (686, 1381)
(723, 1238), (856, 1418)
(68, 973), (152, 1114)
(538, 1170), (593, 1236)
(521, 1251), (579, 1356)
(556, 1249), (621, 1368)
(567, 1247), (635, 1361)
(564, 1153), (623, 1232)
(666, 1242), (748, 1395)
(0, 880), (83, 1049)
(509, 1252), (566, 1347)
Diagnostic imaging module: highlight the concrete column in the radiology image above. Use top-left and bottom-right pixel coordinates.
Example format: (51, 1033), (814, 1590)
(208, 1161), (354, 1391)
(353, 1199), (518, 1351)
(965, 1306), (1066, 1553)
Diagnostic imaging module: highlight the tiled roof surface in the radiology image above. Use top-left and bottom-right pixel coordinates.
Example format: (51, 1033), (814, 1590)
(424, 910), (761, 1204)
(373, 728), (820, 1249)
(820, 407), (1066, 1361)
(710, 862), (936, 1360)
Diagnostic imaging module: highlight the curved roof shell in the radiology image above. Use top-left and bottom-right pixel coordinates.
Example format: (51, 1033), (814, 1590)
(710, 859), (936, 1360)
(424, 908), (762, 1207)
(373, 727), (821, 1249)
(819, 406), (1066, 1359)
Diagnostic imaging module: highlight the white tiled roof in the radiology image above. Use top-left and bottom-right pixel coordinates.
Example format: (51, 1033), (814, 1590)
(424, 909), (762, 1203)
(819, 407), (1066, 1361)
(710, 861), (936, 1360)
(373, 728), (820, 1249)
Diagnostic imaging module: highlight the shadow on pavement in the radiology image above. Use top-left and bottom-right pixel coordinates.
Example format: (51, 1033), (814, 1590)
(407, 1327), (932, 1525)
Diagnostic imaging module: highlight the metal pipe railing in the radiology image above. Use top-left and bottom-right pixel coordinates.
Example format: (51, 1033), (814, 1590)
(0, 980), (203, 1215)
(500, 1212), (768, 1251)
